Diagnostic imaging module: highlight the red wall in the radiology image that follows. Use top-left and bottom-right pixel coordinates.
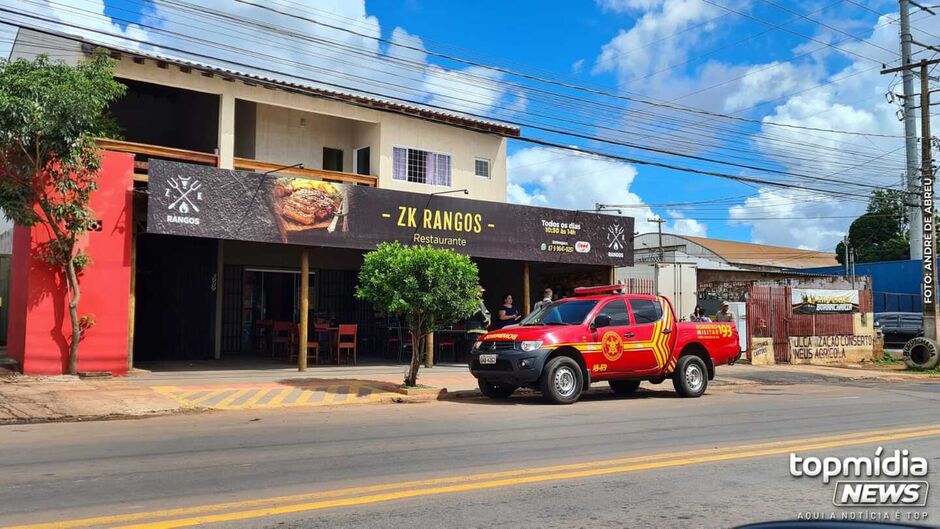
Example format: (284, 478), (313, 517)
(6, 151), (134, 375)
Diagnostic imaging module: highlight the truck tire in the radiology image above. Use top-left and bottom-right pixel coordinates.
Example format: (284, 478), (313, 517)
(540, 356), (583, 404)
(608, 379), (641, 395)
(673, 355), (708, 398)
(478, 379), (517, 399)
(903, 337), (940, 370)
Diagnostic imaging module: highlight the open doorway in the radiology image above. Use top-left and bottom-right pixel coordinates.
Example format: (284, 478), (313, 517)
(241, 268), (315, 356)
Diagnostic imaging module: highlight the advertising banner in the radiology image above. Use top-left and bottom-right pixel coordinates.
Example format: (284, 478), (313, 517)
(791, 288), (859, 314)
(146, 160), (634, 266)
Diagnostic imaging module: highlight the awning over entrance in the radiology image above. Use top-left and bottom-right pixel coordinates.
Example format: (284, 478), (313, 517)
(145, 160), (634, 267)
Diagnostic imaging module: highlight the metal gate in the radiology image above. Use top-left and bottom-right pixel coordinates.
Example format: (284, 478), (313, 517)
(747, 285), (790, 362)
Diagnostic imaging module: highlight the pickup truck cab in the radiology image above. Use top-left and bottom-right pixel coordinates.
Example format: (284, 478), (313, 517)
(469, 285), (740, 404)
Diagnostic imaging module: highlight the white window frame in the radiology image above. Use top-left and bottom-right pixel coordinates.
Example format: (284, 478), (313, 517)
(392, 145), (453, 187)
(474, 158), (491, 179)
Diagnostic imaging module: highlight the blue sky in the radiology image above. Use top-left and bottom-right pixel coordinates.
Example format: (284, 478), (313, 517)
(1, 0), (922, 251)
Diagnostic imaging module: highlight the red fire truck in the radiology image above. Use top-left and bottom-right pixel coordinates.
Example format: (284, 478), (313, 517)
(469, 285), (741, 404)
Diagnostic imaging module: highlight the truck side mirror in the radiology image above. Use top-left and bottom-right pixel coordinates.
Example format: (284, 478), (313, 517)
(592, 314), (612, 329)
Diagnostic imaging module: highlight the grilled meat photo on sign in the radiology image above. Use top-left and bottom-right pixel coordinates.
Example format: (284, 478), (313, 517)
(273, 178), (345, 241)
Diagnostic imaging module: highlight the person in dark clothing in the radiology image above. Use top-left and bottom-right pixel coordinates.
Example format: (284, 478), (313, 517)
(494, 293), (522, 329)
(466, 286), (491, 333)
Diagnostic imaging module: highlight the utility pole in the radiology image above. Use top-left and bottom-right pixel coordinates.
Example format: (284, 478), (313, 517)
(648, 217), (665, 262)
(648, 217), (666, 296)
(900, 0), (923, 259)
(843, 235), (850, 277)
(883, 56), (940, 340)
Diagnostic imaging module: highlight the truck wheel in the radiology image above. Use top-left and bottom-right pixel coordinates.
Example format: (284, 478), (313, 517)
(903, 337), (940, 370)
(608, 379), (641, 395)
(673, 355), (708, 398)
(478, 379), (517, 399)
(540, 356), (583, 404)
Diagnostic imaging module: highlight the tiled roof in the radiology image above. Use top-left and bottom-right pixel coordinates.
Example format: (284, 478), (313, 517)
(681, 235), (840, 269)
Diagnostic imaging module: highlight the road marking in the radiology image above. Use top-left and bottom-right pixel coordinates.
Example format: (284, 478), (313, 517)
(151, 383), (395, 410)
(8, 423), (940, 529)
(239, 387), (275, 409)
(212, 389), (252, 409)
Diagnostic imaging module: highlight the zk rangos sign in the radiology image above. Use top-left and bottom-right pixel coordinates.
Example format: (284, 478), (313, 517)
(146, 160), (634, 266)
(791, 288), (859, 315)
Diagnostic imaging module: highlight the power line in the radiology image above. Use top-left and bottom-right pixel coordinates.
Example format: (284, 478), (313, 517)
(1, 5), (903, 205)
(14, 1), (906, 192)
(228, 0), (907, 140)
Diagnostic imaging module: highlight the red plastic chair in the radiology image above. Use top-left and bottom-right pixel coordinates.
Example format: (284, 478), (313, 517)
(337, 324), (358, 365)
(308, 323), (331, 365)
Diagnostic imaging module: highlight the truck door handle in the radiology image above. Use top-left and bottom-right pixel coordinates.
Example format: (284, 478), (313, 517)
(623, 332), (635, 338)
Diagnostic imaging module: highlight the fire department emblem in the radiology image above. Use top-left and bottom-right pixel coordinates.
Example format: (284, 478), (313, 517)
(166, 175), (203, 214)
(601, 330), (624, 362)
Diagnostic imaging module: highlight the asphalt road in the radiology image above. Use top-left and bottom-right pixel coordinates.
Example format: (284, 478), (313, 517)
(2, 379), (939, 529)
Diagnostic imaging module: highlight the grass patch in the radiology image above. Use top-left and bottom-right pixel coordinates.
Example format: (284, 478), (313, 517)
(874, 355), (902, 365)
(905, 365), (940, 375)
(399, 383), (436, 389)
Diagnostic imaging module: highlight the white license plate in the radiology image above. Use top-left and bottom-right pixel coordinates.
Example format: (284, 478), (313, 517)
(479, 354), (498, 364)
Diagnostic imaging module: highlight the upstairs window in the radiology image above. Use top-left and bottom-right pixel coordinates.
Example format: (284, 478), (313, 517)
(475, 158), (490, 178)
(393, 147), (451, 186)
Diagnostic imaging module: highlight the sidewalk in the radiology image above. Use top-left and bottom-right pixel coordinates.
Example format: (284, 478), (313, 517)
(0, 375), (181, 423)
(0, 362), (934, 424)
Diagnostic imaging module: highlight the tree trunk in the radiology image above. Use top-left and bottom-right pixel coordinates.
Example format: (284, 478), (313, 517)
(65, 257), (81, 375)
(405, 316), (422, 387)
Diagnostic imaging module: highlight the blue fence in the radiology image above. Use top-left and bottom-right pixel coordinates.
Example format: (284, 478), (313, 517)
(798, 259), (922, 313)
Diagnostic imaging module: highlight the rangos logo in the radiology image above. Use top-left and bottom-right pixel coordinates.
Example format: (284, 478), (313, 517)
(606, 223), (625, 258)
(165, 175), (204, 226)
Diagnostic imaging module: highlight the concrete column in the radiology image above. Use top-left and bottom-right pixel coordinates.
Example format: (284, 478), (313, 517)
(218, 91), (236, 169)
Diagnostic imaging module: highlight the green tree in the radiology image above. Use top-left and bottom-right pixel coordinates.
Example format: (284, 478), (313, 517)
(836, 189), (910, 265)
(356, 242), (480, 386)
(0, 53), (125, 374)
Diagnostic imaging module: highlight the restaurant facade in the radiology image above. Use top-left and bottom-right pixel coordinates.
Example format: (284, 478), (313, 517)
(5, 27), (634, 375)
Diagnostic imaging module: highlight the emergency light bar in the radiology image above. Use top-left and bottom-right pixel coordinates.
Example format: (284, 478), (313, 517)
(573, 285), (625, 296)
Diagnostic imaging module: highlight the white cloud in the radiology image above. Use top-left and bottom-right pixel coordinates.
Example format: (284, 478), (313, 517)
(0, 0), (515, 117)
(571, 58), (585, 75)
(596, 0), (666, 13)
(593, 0), (718, 78)
(730, 12), (929, 251)
(728, 188), (847, 250)
(664, 210), (707, 237)
(720, 61), (820, 112)
(507, 146), (706, 237)
(586, 3), (927, 250)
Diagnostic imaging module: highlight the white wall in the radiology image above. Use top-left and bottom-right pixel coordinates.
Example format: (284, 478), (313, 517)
(252, 104), (369, 172)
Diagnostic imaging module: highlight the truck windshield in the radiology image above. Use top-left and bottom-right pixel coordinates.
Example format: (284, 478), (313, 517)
(521, 300), (599, 326)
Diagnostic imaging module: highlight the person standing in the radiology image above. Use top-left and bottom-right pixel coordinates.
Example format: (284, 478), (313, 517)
(714, 301), (736, 323)
(533, 288), (553, 312)
(494, 293), (522, 329)
(467, 286), (491, 332)
(690, 305), (711, 322)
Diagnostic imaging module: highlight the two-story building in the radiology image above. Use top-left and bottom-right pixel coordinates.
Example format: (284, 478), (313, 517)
(6, 27), (632, 374)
